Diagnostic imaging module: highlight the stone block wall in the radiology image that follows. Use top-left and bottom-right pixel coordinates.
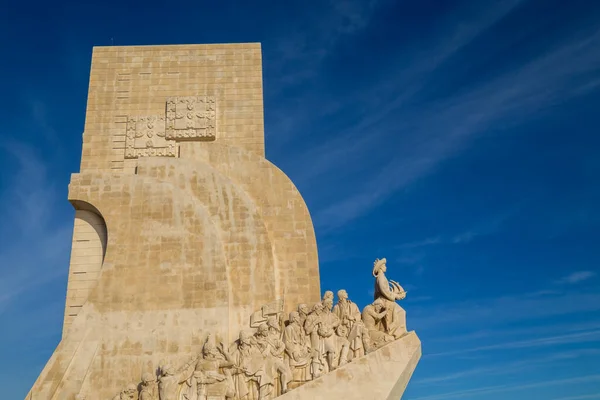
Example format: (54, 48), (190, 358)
(27, 44), (321, 399)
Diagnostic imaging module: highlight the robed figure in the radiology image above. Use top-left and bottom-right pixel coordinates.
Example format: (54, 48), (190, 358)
(372, 258), (408, 339)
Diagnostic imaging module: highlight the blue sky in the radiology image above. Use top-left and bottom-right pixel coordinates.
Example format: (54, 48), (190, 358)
(1, 0), (599, 398)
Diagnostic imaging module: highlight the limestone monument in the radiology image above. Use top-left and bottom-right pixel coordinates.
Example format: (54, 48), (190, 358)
(26, 43), (421, 400)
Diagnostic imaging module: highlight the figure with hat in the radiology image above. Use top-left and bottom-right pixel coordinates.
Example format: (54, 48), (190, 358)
(372, 258), (408, 339)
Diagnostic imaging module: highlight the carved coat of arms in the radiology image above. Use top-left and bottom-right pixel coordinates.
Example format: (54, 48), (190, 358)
(166, 96), (216, 140)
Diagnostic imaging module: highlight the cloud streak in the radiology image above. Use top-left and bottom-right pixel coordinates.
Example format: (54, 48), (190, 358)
(411, 374), (600, 400)
(558, 271), (596, 284)
(430, 320), (600, 345)
(0, 142), (72, 313)
(297, 11), (600, 230)
(426, 329), (600, 358)
(410, 288), (600, 332)
(416, 348), (600, 385)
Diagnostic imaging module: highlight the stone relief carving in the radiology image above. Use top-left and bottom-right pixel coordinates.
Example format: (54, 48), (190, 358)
(125, 116), (177, 159)
(250, 299), (284, 329)
(165, 96), (216, 140)
(333, 289), (372, 360)
(181, 334), (236, 400)
(139, 372), (157, 400)
(112, 383), (138, 400)
(373, 258), (408, 339)
(112, 258), (409, 400)
(283, 311), (311, 389)
(123, 96), (217, 160)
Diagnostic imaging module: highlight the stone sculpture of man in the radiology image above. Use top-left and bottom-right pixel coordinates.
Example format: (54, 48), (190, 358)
(297, 304), (309, 328)
(372, 258), (408, 338)
(283, 311), (312, 385)
(139, 372), (157, 400)
(231, 329), (265, 400)
(266, 315), (283, 340)
(303, 302), (325, 378)
(362, 299), (394, 349)
(158, 363), (193, 400)
(254, 322), (292, 396)
(184, 334), (236, 400)
(333, 289), (372, 360)
(318, 297), (342, 371)
(322, 291), (334, 305)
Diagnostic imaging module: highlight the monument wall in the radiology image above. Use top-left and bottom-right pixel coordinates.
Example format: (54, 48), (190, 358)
(28, 44), (321, 399)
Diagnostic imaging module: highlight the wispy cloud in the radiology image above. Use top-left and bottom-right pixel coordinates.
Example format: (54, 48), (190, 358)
(30, 100), (58, 145)
(398, 236), (442, 249)
(430, 320), (600, 345)
(558, 271), (596, 285)
(410, 289), (600, 332)
(416, 348), (600, 385)
(264, 0), (390, 144)
(411, 374), (600, 400)
(0, 142), (72, 313)
(395, 253), (425, 265)
(300, 14), (600, 230)
(397, 206), (519, 248)
(426, 329), (600, 358)
(264, 0), (385, 98)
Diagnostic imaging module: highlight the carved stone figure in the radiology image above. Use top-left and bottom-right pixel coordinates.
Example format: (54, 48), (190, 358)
(322, 291), (334, 305)
(283, 311), (312, 387)
(231, 329), (265, 400)
(139, 372), (157, 400)
(372, 258), (408, 339)
(112, 383), (138, 400)
(254, 323), (292, 397)
(318, 297), (343, 371)
(297, 304), (309, 328)
(158, 363), (192, 400)
(333, 289), (372, 360)
(362, 299), (394, 349)
(183, 334), (236, 400)
(266, 315), (284, 340)
(303, 302), (325, 378)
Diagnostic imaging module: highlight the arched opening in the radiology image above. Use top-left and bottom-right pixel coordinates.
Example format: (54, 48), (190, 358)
(62, 204), (107, 337)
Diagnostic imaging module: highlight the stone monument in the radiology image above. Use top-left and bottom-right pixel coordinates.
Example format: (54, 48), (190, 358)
(26, 43), (420, 400)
